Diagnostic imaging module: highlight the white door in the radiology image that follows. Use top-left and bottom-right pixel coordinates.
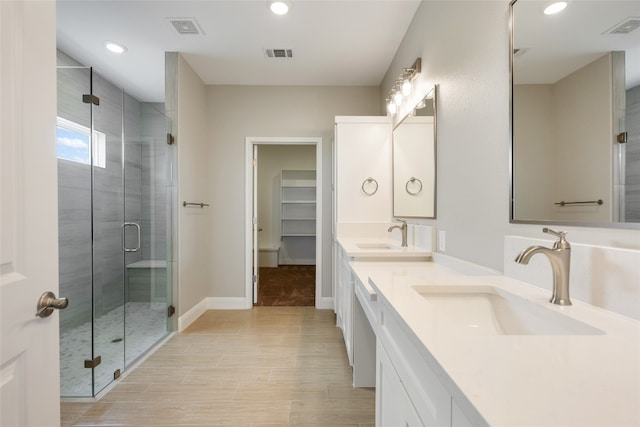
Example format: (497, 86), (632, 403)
(252, 145), (259, 304)
(1, 1), (61, 426)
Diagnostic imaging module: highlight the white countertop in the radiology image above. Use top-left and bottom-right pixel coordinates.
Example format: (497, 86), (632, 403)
(357, 260), (640, 427)
(338, 237), (431, 260)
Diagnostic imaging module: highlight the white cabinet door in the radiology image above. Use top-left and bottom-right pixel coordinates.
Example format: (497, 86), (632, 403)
(341, 248), (354, 366)
(377, 343), (426, 427)
(452, 400), (475, 427)
(335, 117), (392, 223)
(1, 1), (61, 425)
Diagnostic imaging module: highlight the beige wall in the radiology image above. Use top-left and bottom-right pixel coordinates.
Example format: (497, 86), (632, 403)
(515, 54), (613, 223)
(513, 84), (555, 220)
(167, 53), (212, 316)
(206, 85), (380, 298)
(552, 53), (612, 222)
(381, 1), (639, 271)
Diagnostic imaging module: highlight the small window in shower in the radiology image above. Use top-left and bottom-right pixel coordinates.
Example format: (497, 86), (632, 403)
(56, 117), (106, 168)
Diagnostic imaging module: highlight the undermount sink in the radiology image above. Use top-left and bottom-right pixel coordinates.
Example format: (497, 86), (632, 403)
(412, 285), (604, 336)
(356, 242), (396, 250)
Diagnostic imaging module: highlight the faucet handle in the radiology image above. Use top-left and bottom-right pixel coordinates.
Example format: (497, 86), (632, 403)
(542, 228), (570, 248)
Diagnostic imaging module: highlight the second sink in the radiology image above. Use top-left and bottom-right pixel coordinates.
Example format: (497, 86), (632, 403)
(356, 242), (396, 250)
(412, 285), (603, 336)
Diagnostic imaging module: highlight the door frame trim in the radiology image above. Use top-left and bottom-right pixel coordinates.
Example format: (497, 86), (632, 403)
(244, 137), (323, 309)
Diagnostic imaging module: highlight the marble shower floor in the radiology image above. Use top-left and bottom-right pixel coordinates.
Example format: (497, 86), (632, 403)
(60, 302), (168, 397)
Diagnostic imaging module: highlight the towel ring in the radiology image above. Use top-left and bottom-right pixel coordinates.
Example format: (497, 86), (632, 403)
(361, 177), (378, 195)
(406, 177), (423, 195)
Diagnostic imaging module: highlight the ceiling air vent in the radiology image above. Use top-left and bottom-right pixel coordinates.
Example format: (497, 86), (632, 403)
(167, 18), (204, 35)
(264, 48), (294, 59)
(604, 17), (640, 34)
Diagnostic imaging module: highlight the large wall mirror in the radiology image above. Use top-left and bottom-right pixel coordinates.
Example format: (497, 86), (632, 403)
(393, 86), (437, 218)
(510, 0), (640, 228)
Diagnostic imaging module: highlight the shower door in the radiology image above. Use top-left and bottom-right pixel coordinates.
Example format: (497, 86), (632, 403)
(57, 65), (173, 397)
(122, 99), (174, 369)
(90, 72), (127, 394)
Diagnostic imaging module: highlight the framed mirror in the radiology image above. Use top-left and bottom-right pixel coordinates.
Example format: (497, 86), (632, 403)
(510, 0), (640, 228)
(393, 86), (437, 218)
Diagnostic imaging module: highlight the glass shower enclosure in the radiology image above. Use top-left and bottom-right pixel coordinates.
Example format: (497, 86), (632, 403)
(57, 66), (174, 397)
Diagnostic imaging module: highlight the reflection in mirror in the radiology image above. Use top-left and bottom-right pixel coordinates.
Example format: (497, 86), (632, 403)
(393, 86), (437, 218)
(510, 0), (640, 227)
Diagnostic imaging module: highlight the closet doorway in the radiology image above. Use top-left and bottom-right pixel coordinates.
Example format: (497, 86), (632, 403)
(245, 137), (323, 308)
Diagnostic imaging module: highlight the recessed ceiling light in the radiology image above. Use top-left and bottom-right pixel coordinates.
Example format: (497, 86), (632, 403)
(269, 1), (290, 15)
(543, 2), (568, 15)
(104, 41), (127, 54)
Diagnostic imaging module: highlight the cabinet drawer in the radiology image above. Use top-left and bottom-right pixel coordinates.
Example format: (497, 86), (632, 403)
(378, 298), (451, 426)
(355, 277), (377, 329)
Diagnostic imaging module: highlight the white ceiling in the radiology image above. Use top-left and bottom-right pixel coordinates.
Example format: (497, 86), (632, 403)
(56, 0), (422, 102)
(513, 0), (640, 88)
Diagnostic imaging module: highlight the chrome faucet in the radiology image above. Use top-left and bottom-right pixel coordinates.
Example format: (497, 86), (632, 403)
(514, 228), (572, 306)
(387, 220), (408, 247)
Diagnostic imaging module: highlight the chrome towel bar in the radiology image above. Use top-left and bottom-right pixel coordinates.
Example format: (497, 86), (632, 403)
(183, 201), (210, 208)
(554, 199), (603, 207)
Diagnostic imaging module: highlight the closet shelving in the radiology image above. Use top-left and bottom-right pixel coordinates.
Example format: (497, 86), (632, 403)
(280, 170), (316, 238)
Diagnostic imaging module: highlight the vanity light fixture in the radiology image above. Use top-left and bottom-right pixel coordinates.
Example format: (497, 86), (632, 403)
(269, 0), (290, 15)
(104, 41), (127, 54)
(543, 1), (567, 15)
(386, 57), (421, 115)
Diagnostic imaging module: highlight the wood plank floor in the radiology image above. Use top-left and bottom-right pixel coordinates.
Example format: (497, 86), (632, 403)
(61, 307), (375, 427)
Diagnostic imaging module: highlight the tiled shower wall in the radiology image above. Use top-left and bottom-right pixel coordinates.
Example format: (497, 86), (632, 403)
(626, 84), (640, 221)
(57, 50), (167, 331)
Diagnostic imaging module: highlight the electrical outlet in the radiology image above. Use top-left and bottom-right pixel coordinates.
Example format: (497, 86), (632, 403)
(438, 230), (446, 252)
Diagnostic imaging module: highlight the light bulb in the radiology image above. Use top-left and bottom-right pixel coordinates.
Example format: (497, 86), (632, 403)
(387, 102), (397, 115)
(269, 1), (290, 15)
(393, 92), (403, 105)
(402, 80), (412, 96)
(543, 1), (567, 15)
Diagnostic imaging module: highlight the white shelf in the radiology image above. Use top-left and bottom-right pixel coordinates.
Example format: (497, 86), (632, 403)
(281, 170), (316, 241)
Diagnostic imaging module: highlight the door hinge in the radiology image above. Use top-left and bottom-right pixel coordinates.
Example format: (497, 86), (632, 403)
(252, 274), (257, 284)
(82, 94), (100, 106)
(167, 304), (176, 318)
(84, 356), (102, 369)
(167, 133), (175, 145)
(617, 132), (628, 144)
(113, 369), (121, 380)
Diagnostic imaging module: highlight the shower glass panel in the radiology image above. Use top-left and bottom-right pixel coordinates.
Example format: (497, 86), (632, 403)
(91, 73), (126, 394)
(57, 64), (173, 398)
(57, 66), (93, 397)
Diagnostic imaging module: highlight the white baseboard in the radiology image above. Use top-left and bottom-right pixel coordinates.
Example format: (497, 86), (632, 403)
(316, 296), (334, 310)
(207, 297), (251, 310)
(179, 296), (333, 331)
(177, 298), (209, 331)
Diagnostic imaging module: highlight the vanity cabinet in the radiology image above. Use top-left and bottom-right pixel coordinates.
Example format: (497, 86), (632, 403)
(376, 294), (479, 427)
(334, 243), (378, 387)
(335, 243), (354, 365)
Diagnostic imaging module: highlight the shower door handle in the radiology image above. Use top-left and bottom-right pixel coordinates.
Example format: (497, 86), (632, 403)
(122, 222), (141, 252)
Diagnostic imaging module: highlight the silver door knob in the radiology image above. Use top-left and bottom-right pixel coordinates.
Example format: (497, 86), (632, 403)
(35, 291), (69, 318)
